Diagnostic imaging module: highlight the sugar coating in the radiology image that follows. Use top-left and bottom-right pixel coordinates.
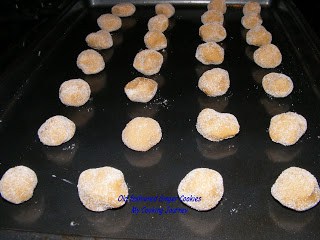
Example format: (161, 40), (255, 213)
(269, 112), (307, 146)
(178, 168), (224, 211)
(199, 23), (227, 43)
(207, 0), (227, 14)
(97, 14), (122, 32)
(271, 167), (320, 211)
(111, 3), (136, 17)
(77, 166), (128, 212)
(254, 44), (282, 68)
(201, 10), (224, 25)
(0, 166), (37, 204)
(243, 1), (261, 15)
(155, 3), (175, 18)
(148, 14), (169, 32)
(122, 117), (162, 152)
(144, 31), (167, 51)
(246, 25), (272, 46)
(196, 108), (240, 142)
(38, 115), (76, 146)
(77, 49), (105, 75)
(133, 49), (163, 76)
(198, 68), (230, 97)
(262, 73), (293, 98)
(59, 79), (91, 107)
(241, 14), (262, 29)
(85, 30), (113, 50)
(124, 77), (158, 103)
(195, 42), (224, 65)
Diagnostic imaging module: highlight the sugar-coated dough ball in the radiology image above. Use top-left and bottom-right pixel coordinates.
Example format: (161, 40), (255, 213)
(77, 166), (128, 212)
(262, 73), (293, 98)
(0, 166), (37, 204)
(144, 31), (167, 51)
(122, 117), (162, 151)
(77, 49), (105, 75)
(269, 112), (307, 146)
(207, 0), (227, 14)
(85, 30), (113, 50)
(195, 42), (224, 65)
(124, 77), (158, 103)
(97, 14), (122, 32)
(59, 79), (91, 107)
(133, 49), (163, 76)
(199, 23), (227, 43)
(198, 68), (230, 97)
(111, 3), (136, 17)
(178, 168), (224, 211)
(271, 167), (320, 211)
(155, 3), (175, 18)
(148, 14), (169, 32)
(38, 115), (76, 146)
(246, 25), (272, 46)
(196, 108), (240, 141)
(243, 1), (261, 15)
(201, 10), (224, 25)
(254, 44), (282, 68)
(241, 14), (262, 29)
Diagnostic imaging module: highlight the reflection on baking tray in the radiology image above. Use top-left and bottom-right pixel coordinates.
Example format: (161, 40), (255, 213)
(99, 48), (114, 63)
(195, 64), (213, 78)
(84, 71), (107, 94)
(197, 95), (229, 112)
(265, 144), (301, 163)
(126, 102), (159, 119)
(124, 146), (162, 167)
(160, 49), (168, 63)
(260, 96), (291, 116)
(150, 74), (165, 88)
(42, 140), (78, 166)
(241, 28), (248, 41)
(62, 103), (95, 128)
(245, 45), (255, 62)
(121, 17), (137, 30)
(251, 67), (271, 84)
(111, 32), (123, 47)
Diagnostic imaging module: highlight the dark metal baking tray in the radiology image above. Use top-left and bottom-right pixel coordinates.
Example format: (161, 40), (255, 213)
(1, 0), (320, 239)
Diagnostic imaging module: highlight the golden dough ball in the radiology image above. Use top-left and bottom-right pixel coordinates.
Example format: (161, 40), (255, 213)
(122, 117), (162, 152)
(201, 10), (224, 25)
(77, 166), (128, 212)
(155, 3), (175, 18)
(269, 112), (307, 146)
(77, 49), (105, 75)
(195, 42), (224, 65)
(59, 79), (91, 107)
(111, 2), (136, 17)
(262, 73), (293, 98)
(199, 23), (227, 43)
(124, 77), (158, 103)
(243, 1), (261, 15)
(196, 108), (240, 142)
(254, 44), (282, 68)
(0, 166), (37, 204)
(148, 14), (169, 32)
(241, 14), (262, 29)
(198, 68), (230, 97)
(97, 14), (122, 32)
(178, 168), (224, 211)
(144, 31), (167, 51)
(133, 49), (163, 76)
(246, 25), (272, 46)
(38, 115), (76, 146)
(85, 30), (113, 50)
(271, 167), (320, 211)
(207, 0), (227, 14)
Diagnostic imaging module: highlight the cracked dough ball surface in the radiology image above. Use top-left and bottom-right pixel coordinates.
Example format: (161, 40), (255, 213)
(85, 30), (113, 50)
(97, 14), (122, 32)
(133, 49), (163, 75)
(246, 25), (272, 46)
(195, 42), (224, 65)
(148, 14), (169, 32)
(207, 0), (227, 14)
(262, 73), (293, 98)
(155, 3), (175, 18)
(199, 23), (227, 43)
(201, 10), (224, 25)
(241, 14), (262, 29)
(243, 1), (261, 15)
(144, 31), (167, 51)
(77, 49), (105, 75)
(254, 44), (282, 68)
(111, 3), (136, 17)
(198, 68), (230, 97)
(59, 79), (91, 107)
(125, 77), (158, 103)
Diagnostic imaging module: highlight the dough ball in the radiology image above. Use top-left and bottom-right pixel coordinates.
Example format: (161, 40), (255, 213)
(241, 14), (262, 29)
(148, 14), (169, 32)
(144, 31), (167, 51)
(97, 14), (122, 32)
(122, 117), (162, 152)
(198, 68), (230, 97)
(77, 49), (105, 75)
(178, 168), (224, 211)
(254, 44), (282, 68)
(0, 166), (38, 204)
(246, 25), (272, 46)
(243, 1), (261, 15)
(111, 2), (136, 17)
(269, 112), (307, 146)
(85, 30), (113, 50)
(59, 79), (91, 107)
(38, 115), (76, 146)
(271, 167), (320, 211)
(201, 10), (224, 25)
(124, 77), (158, 103)
(133, 49), (163, 76)
(262, 73), (293, 98)
(155, 3), (175, 18)
(77, 166), (128, 212)
(195, 42), (224, 65)
(207, 0), (227, 14)
(199, 23), (227, 43)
